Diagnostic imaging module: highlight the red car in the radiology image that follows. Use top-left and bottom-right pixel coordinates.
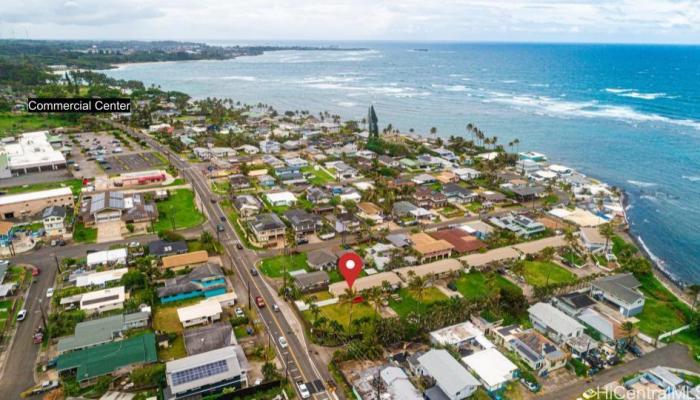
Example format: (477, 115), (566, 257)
(31, 267), (41, 277)
(255, 296), (266, 308)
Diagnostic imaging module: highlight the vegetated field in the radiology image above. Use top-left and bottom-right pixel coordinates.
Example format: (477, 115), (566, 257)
(259, 253), (308, 277)
(0, 112), (77, 137)
(389, 287), (448, 318)
(153, 189), (205, 232)
(152, 305), (186, 361)
(73, 222), (97, 243)
(301, 166), (335, 185)
(521, 260), (577, 287)
(635, 273), (693, 335)
(302, 300), (375, 328)
(453, 271), (522, 300)
(2, 178), (83, 196)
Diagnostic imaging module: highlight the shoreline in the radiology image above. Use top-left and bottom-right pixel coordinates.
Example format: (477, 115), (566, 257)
(620, 191), (693, 306)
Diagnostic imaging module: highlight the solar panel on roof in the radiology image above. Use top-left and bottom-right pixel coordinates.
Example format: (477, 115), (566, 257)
(171, 359), (229, 386)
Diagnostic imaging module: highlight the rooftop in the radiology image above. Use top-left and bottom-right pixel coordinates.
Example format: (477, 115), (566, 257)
(162, 250), (209, 270)
(418, 349), (480, 394)
(461, 348), (518, 389)
(0, 187), (72, 206)
(183, 322), (236, 355)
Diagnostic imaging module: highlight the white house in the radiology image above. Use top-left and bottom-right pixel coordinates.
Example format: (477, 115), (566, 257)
(453, 167), (481, 181)
(178, 301), (223, 328)
(264, 191), (297, 207)
(528, 302), (584, 344)
(416, 349), (480, 400)
(86, 248), (128, 268)
(76, 268), (128, 287)
(259, 140), (280, 154)
(462, 348), (518, 392)
(80, 286), (126, 314)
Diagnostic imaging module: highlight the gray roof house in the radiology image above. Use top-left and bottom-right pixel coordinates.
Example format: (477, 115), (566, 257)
(233, 194), (262, 217)
(148, 240), (189, 257)
(590, 273), (645, 317)
(528, 302), (584, 344)
(165, 346), (249, 400)
(57, 312), (150, 354)
(183, 322), (236, 355)
(284, 209), (323, 235)
(248, 213), (286, 244)
(441, 183), (477, 204)
(306, 248), (338, 271)
(416, 349), (480, 400)
(294, 271), (330, 293)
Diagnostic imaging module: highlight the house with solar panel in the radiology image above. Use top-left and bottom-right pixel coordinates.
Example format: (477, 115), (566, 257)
(79, 190), (157, 226)
(157, 264), (227, 304)
(165, 345), (249, 399)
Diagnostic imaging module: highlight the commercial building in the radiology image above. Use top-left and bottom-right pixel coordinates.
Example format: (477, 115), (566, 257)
(0, 131), (67, 178)
(165, 346), (249, 399)
(0, 187), (74, 220)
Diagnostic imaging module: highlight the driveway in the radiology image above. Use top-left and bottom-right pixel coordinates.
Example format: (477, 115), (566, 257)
(96, 221), (123, 243)
(539, 344), (700, 400)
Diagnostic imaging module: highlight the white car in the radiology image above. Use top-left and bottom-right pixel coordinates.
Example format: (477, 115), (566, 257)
(234, 307), (245, 318)
(46, 288), (54, 298)
(278, 336), (288, 349)
(16, 309), (27, 321)
(297, 382), (311, 399)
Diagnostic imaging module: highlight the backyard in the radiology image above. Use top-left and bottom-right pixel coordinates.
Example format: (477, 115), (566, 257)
(389, 287), (448, 318)
(452, 271), (522, 300)
(73, 222), (97, 243)
(635, 273), (693, 336)
(152, 305), (186, 361)
(302, 300), (375, 328)
(521, 260), (577, 287)
(153, 189), (205, 232)
(301, 166), (335, 185)
(259, 253), (308, 278)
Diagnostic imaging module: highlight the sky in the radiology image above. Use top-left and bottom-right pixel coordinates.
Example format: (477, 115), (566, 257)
(2, 0), (700, 44)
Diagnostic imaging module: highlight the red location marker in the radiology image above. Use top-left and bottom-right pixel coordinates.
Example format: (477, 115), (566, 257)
(338, 251), (363, 289)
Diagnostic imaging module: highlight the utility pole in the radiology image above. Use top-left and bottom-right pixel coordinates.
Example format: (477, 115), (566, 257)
(54, 254), (62, 274)
(38, 299), (47, 332)
(247, 276), (252, 311)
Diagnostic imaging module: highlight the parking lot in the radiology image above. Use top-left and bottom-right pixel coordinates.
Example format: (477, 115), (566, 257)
(68, 131), (166, 177)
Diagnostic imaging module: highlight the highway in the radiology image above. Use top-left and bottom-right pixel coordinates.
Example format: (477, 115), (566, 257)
(114, 121), (334, 399)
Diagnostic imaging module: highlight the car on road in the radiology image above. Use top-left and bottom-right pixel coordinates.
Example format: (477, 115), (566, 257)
(210, 198), (217, 203)
(278, 336), (288, 348)
(255, 296), (266, 308)
(254, 378), (263, 386)
(216, 224), (225, 232)
(236, 242), (243, 250)
(31, 267), (40, 276)
(46, 288), (54, 298)
(16, 309), (27, 321)
(234, 307), (245, 318)
(629, 344), (643, 357)
(297, 382), (311, 399)
(272, 304), (280, 312)
(250, 268), (258, 276)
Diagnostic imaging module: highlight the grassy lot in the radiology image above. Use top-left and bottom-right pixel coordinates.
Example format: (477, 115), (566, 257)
(389, 287), (448, 318)
(593, 254), (608, 267)
(0, 112), (77, 137)
(302, 300), (375, 328)
(259, 253), (308, 277)
(301, 166), (335, 185)
(0, 299), (11, 330)
(153, 304), (187, 361)
(301, 291), (334, 302)
(6, 266), (26, 284)
(211, 180), (230, 195)
(73, 222), (97, 243)
(561, 250), (585, 266)
(522, 260), (577, 287)
(439, 206), (464, 218)
(3, 178), (83, 197)
(635, 273), (693, 336)
(453, 271), (522, 300)
(465, 202), (483, 213)
(612, 235), (637, 257)
(153, 189), (205, 232)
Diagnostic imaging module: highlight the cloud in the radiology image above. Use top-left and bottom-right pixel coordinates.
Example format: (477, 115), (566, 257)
(0, 0), (699, 43)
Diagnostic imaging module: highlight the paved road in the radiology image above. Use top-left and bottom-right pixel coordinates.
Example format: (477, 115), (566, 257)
(111, 121), (334, 399)
(539, 344), (700, 400)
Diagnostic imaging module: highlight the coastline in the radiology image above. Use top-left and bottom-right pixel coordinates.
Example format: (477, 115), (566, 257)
(620, 190), (693, 307)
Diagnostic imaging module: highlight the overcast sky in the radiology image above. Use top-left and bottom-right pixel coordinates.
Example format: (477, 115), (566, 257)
(2, 0), (700, 44)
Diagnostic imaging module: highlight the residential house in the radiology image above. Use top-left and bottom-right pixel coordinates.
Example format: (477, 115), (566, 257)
(76, 268), (128, 288)
(429, 321), (484, 348)
(436, 170), (460, 184)
(489, 214), (546, 237)
(552, 292), (596, 317)
(284, 209), (323, 236)
(79, 286), (126, 315)
(148, 240), (189, 258)
(430, 229), (486, 254)
(165, 346), (249, 399)
(413, 186), (448, 209)
(157, 264), (227, 304)
(162, 250), (210, 271)
(248, 213), (286, 244)
(306, 187), (332, 205)
(265, 191), (297, 207)
(412, 173), (436, 185)
(392, 201), (431, 224)
(228, 174), (250, 190)
(183, 322), (236, 355)
(338, 187), (362, 203)
(462, 348), (518, 392)
(415, 349), (480, 400)
(453, 167), (481, 181)
(509, 330), (568, 374)
(256, 174), (276, 188)
(79, 191), (157, 226)
(86, 248), (128, 268)
(590, 273), (645, 317)
(434, 147), (457, 162)
(57, 312), (150, 354)
(335, 212), (361, 233)
(178, 301), (222, 328)
(294, 271), (331, 293)
(377, 155), (399, 168)
(42, 205), (67, 236)
(528, 302), (584, 344)
(577, 308), (624, 342)
(259, 140), (280, 154)
(306, 248), (338, 271)
(442, 183), (477, 204)
(233, 195), (262, 217)
(410, 232), (454, 262)
(357, 202), (384, 224)
(579, 227), (607, 254)
(510, 186), (546, 203)
(326, 161), (358, 180)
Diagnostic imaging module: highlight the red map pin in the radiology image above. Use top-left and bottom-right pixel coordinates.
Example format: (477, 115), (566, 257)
(338, 251), (363, 289)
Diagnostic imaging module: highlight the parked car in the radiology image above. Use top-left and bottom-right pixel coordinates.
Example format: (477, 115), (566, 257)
(628, 345), (643, 357)
(16, 309), (27, 321)
(255, 296), (266, 308)
(520, 378), (540, 392)
(31, 267), (40, 276)
(234, 307), (245, 318)
(272, 304), (280, 312)
(297, 382), (311, 399)
(46, 288), (54, 298)
(278, 336), (288, 348)
(216, 224), (225, 232)
(34, 380), (58, 394)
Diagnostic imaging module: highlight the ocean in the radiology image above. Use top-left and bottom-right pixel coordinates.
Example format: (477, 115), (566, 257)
(102, 42), (700, 284)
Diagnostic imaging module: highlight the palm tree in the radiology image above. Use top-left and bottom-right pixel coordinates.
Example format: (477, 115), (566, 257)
(340, 287), (358, 332)
(283, 228), (297, 289)
(598, 222), (615, 256)
(564, 226), (577, 252)
(541, 246), (556, 262)
(688, 284), (700, 311)
(621, 321), (637, 350)
(309, 303), (321, 325)
(407, 271), (430, 317)
(366, 287), (383, 318)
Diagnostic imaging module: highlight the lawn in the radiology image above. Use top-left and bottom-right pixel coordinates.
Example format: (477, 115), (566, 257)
(153, 189), (205, 232)
(389, 287), (448, 318)
(302, 300), (375, 328)
(521, 261), (577, 287)
(3, 178), (83, 197)
(301, 166), (335, 185)
(73, 222), (97, 243)
(561, 249), (585, 266)
(259, 253), (308, 278)
(453, 271), (522, 300)
(439, 206), (464, 218)
(0, 112), (77, 137)
(612, 235), (637, 257)
(635, 273), (693, 335)
(211, 180), (230, 195)
(153, 304), (187, 360)
(465, 202), (483, 213)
